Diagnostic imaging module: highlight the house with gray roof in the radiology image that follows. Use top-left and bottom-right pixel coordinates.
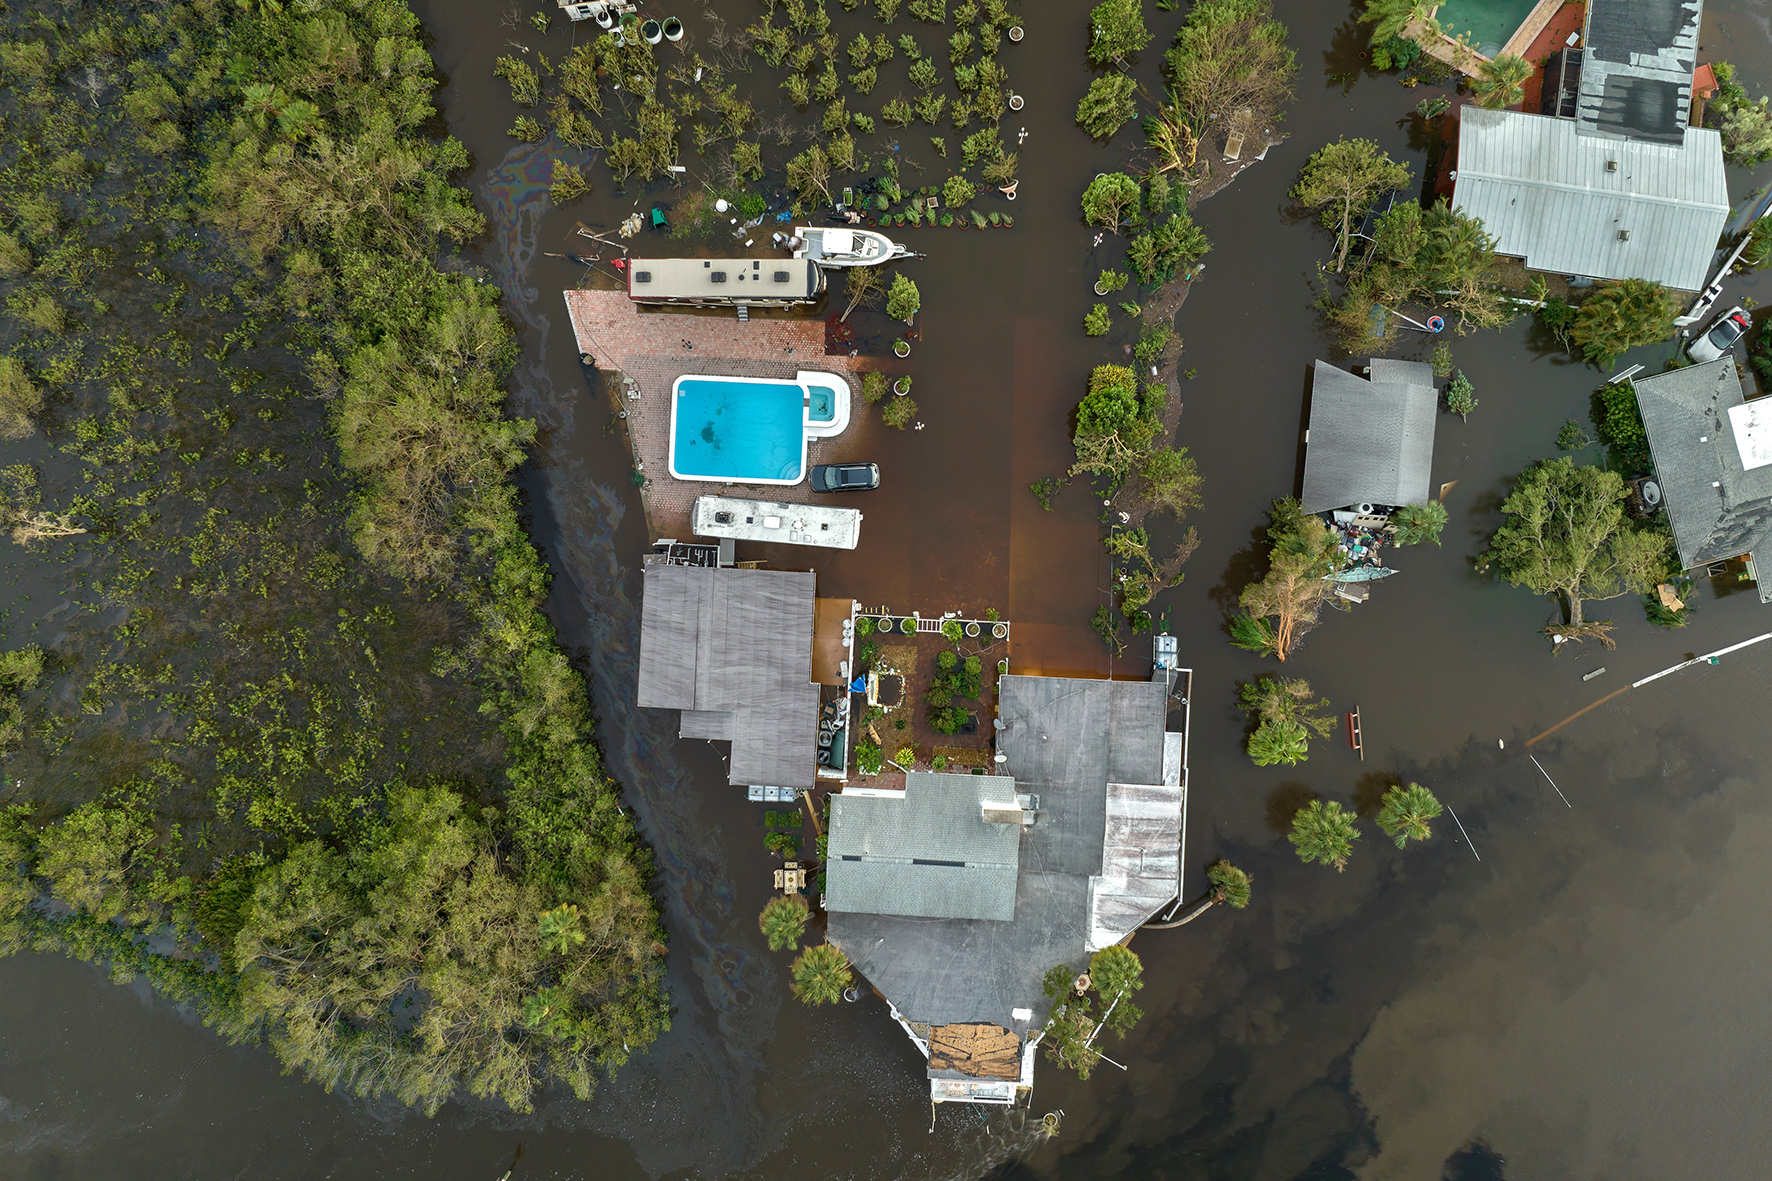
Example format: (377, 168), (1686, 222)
(1634, 358), (1772, 601)
(826, 672), (1188, 1106)
(1576, 0), (1701, 145)
(1301, 358), (1438, 515)
(1451, 108), (1727, 293)
(635, 565), (821, 788)
(1449, 0), (1727, 293)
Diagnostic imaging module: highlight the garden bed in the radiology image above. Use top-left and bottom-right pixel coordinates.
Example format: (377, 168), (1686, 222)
(848, 616), (1011, 777)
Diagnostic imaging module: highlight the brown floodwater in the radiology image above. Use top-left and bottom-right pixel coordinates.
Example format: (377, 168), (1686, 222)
(8, 0), (1772, 1177)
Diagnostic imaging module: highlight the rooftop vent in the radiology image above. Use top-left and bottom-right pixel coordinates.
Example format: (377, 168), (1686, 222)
(710, 270), (727, 282)
(713, 510), (734, 524)
(752, 260), (760, 269)
(1606, 159), (1618, 172)
(772, 270), (791, 282)
(1618, 229), (1630, 241)
(702, 260), (711, 267)
(634, 271), (652, 283)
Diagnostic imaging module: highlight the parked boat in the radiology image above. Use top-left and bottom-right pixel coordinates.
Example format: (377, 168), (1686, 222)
(786, 226), (913, 268)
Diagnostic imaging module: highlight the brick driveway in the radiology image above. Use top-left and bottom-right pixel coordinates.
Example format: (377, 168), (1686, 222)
(563, 289), (882, 540)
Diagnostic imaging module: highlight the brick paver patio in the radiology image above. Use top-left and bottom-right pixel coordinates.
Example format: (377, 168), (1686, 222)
(563, 289), (883, 541)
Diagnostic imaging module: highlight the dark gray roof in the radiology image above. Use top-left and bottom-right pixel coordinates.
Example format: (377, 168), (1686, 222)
(1636, 359), (1772, 570)
(1300, 359), (1438, 514)
(1578, 0), (1700, 144)
(635, 566), (819, 788)
(829, 676), (1180, 1033)
(825, 774), (1022, 921)
(1452, 108), (1727, 292)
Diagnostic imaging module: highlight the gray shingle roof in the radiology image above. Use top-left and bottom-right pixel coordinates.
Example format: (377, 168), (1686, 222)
(1452, 107), (1727, 292)
(1301, 359), (1438, 514)
(1578, 0), (1701, 144)
(1635, 359), (1772, 570)
(825, 773), (1022, 921)
(829, 675), (1181, 1033)
(635, 566), (819, 788)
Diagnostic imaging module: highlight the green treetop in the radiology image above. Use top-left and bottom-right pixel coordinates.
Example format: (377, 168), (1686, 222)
(759, 894), (810, 951)
(1290, 138), (1412, 271)
(1376, 783), (1443, 848)
(886, 272), (922, 323)
(1289, 799), (1360, 871)
(790, 942), (854, 1004)
(1088, 0), (1152, 66)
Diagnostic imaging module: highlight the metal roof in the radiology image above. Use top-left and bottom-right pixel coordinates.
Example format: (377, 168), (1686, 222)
(634, 566), (820, 788)
(825, 773), (1023, 922)
(829, 675), (1181, 1032)
(1635, 359), (1772, 571)
(626, 257), (824, 305)
(1453, 108), (1727, 292)
(1578, 0), (1700, 143)
(1300, 359), (1438, 514)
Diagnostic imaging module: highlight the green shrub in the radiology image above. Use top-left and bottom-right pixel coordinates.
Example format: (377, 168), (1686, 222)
(1085, 304), (1111, 336)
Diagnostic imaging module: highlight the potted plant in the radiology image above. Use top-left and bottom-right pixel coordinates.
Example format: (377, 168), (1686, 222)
(662, 15), (684, 40)
(641, 18), (663, 43)
(893, 376), (913, 396)
(893, 339), (911, 357)
(1008, 25), (1023, 41)
(965, 621), (981, 637)
(900, 617), (917, 634)
(992, 622), (1009, 638)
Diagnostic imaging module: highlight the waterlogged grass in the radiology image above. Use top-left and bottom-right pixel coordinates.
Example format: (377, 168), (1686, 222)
(0, 0), (666, 1116)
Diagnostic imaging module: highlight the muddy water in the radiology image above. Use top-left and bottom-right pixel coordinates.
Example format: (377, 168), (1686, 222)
(9, 0), (1772, 1177)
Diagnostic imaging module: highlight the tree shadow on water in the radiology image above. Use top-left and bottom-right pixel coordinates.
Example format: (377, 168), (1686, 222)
(1351, 770), (1400, 818)
(1442, 1137), (1507, 1180)
(1264, 781), (1317, 836)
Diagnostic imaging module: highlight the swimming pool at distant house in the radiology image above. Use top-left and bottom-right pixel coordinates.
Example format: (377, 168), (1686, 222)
(668, 372), (851, 484)
(1433, 0), (1540, 57)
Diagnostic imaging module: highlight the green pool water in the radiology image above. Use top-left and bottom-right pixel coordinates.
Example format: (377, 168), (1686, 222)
(1434, 0), (1539, 57)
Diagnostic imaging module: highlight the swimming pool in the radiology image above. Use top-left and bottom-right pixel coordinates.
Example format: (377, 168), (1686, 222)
(1433, 0), (1539, 58)
(668, 372), (852, 484)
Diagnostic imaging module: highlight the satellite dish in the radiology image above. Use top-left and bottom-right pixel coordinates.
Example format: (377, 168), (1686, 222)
(1641, 480), (1663, 506)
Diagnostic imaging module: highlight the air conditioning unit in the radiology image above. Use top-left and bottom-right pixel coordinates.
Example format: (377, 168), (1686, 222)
(713, 510), (734, 524)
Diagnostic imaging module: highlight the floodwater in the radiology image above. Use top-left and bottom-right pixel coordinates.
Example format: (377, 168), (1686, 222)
(8, 0), (1772, 1177)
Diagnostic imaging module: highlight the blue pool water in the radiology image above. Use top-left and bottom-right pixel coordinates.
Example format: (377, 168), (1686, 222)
(671, 378), (807, 482)
(808, 387), (835, 423)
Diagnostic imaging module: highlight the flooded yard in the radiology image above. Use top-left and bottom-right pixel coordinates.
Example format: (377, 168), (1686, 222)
(9, 0), (1772, 1177)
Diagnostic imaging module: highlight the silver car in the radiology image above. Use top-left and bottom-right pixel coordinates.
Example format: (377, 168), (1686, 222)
(1689, 306), (1751, 364)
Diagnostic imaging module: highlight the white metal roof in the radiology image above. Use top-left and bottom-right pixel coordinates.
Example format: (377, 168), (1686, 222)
(1729, 401), (1772, 472)
(1453, 108), (1727, 292)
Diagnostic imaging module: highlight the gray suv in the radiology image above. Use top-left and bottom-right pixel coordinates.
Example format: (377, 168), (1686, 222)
(810, 462), (880, 492)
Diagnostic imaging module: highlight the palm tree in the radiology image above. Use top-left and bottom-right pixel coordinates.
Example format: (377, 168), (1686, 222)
(1391, 500), (1448, 546)
(1289, 799), (1360, 871)
(790, 943), (853, 1005)
(758, 894), (810, 952)
(1472, 54), (1530, 110)
(1361, 0), (1437, 44)
(1145, 859), (1253, 928)
(1248, 718), (1310, 766)
(537, 903), (585, 956)
(1376, 783), (1444, 847)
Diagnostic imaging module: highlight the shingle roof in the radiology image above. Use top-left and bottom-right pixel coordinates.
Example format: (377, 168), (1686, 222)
(825, 773), (1022, 921)
(1300, 359), (1438, 514)
(635, 566), (819, 788)
(1635, 359), (1772, 570)
(1453, 108), (1727, 292)
(1578, 0), (1701, 144)
(828, 676), (1182, 1033)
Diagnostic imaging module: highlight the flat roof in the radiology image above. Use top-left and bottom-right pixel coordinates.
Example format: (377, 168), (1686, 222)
(1578, 0), (1700, 143)
(1453, 107), (1727, 291)
(692, 495), (862, 549)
